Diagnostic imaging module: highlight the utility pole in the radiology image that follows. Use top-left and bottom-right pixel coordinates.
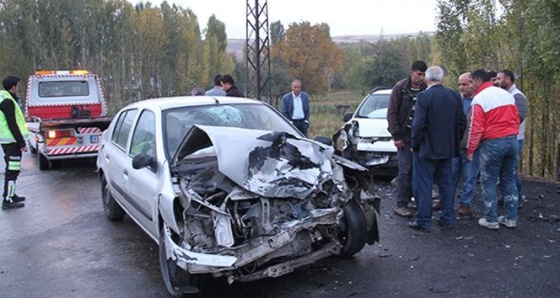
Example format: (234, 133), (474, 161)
(246, 0), (272, 103)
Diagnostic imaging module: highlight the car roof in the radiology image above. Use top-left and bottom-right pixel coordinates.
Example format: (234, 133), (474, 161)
(369, 88), (392, 95)
(124, 96), (264, 110)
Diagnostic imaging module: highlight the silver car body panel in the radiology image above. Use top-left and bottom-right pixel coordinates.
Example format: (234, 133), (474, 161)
(97, 96), (380, 292)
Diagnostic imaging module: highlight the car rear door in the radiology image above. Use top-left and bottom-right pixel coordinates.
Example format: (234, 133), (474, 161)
(104, 108), (137, 204)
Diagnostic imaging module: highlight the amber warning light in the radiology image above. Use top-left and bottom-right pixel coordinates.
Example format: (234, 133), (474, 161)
(35, 70), (89, 75)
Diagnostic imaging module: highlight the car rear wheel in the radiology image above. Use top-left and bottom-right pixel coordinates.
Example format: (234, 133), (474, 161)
(101, 175), (125, 221)
(337, 199), (368, 258)
(159, 227), (203, 296)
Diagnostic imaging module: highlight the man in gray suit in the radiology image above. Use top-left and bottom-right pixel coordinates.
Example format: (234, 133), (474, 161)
(408, 66), (466, 232)
(281, 79), (310, 137)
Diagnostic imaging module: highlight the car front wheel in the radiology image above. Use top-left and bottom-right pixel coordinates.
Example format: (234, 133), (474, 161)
(159, 227), (203, 296)
(101, 175), (125, 221)
(337, 199), (368, 258)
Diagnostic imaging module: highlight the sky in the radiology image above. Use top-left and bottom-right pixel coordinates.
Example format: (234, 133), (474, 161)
(137, 0), (438, 39)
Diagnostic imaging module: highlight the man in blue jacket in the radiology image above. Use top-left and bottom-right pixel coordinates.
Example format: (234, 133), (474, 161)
(281, 79), (310, 137)
(408, 66), (466, 231)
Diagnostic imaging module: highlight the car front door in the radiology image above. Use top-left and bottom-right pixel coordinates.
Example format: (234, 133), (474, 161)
(127, 109), (160, 237)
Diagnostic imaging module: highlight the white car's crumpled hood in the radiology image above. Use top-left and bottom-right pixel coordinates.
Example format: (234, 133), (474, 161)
(172, 125), (347, 199)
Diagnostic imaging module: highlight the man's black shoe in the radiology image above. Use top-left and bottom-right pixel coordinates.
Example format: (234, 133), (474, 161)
(2, 200), (24, 210)
(436, 219), (454, 230)
(408, 221), (430, 232)
(11, 194), (26, 202)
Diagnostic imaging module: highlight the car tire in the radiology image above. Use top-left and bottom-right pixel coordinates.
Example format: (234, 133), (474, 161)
(337, 199), (368, 258)
(101, 175), (125, 221)
(38, 154), (49, 170)
(159, 227), (204, 296)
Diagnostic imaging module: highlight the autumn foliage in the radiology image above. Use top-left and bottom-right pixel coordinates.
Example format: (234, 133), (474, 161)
(272, 22), (345, 96)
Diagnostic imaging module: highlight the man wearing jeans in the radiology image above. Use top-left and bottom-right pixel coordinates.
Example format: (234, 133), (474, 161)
(466, 70), (520, 230)
(408, 66), (465, 231)
(452, 72), (480, 215)
(495, 70), (528, 206)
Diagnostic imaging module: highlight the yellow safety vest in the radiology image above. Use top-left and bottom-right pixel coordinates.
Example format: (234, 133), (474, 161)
(0, 90), (29, 144)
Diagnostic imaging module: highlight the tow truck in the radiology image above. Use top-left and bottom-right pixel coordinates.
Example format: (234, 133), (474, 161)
(25, 70), (113, 170)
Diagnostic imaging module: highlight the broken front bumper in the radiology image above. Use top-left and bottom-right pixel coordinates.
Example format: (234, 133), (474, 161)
(162, 207), (345, 279)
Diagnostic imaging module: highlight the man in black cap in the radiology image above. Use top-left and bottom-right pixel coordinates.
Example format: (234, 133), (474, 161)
(0, 76), (29, 210)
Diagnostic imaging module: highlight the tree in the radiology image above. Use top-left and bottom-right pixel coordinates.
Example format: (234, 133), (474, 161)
(131, 4), (168, 99)
(364, 41), (407, 88)
(204, 15), (233, 87)
(270, 21), (285, 45)
(434, 0), (560, 179)
(273, 22), (344, 96)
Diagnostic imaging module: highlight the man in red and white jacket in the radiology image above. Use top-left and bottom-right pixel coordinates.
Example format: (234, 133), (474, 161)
(466, 69), (520, 230)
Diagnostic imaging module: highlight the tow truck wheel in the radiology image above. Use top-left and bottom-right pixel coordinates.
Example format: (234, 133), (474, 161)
(51, 160), (61, 169)
(38, 154), (49, 170)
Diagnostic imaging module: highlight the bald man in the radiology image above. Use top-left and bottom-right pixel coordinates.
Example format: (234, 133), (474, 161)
(451, 72), (480, 216)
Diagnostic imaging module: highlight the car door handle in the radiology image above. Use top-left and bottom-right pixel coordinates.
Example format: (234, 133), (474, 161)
(123, 169), (128, 176)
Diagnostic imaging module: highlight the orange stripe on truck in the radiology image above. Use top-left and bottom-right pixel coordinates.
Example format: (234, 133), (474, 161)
(47, 137), (78, 146)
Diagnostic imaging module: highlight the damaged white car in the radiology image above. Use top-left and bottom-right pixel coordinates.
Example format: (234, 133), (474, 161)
(97, 96), (380, 295)
(334, 88), (398, 177)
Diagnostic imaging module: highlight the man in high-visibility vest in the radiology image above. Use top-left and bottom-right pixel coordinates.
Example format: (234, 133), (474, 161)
(0, 76), (29, 210)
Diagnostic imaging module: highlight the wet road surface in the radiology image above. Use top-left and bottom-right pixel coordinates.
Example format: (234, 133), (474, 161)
(1, 152), (559, 297)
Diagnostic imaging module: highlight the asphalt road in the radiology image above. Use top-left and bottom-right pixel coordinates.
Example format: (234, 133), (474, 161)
(1, 153), (559, 297)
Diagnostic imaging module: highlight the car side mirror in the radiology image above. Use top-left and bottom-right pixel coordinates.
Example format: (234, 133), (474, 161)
(343, 112), (353, 122)
(132, 153), (157, 171)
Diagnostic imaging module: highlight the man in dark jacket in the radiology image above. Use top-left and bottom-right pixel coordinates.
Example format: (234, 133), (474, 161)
(220, 74), (245, 98)
(387, 60), (427, 217)
(408, 66), (466, 231)
(281, 79), (310, 137)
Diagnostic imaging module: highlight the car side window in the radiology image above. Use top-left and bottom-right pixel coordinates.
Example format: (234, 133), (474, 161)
(130, 110), (156, 159)
(111, 109), (138, 151)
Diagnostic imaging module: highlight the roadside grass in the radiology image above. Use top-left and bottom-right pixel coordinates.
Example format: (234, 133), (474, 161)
(308, 89), (366, 139)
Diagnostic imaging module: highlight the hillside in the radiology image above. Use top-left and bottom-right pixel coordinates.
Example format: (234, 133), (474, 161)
(226, 32), (434, 58)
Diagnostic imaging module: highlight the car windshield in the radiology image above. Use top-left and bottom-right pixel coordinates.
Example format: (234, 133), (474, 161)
(356, 93), (390, 119)
(163, 103), (301, 157)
